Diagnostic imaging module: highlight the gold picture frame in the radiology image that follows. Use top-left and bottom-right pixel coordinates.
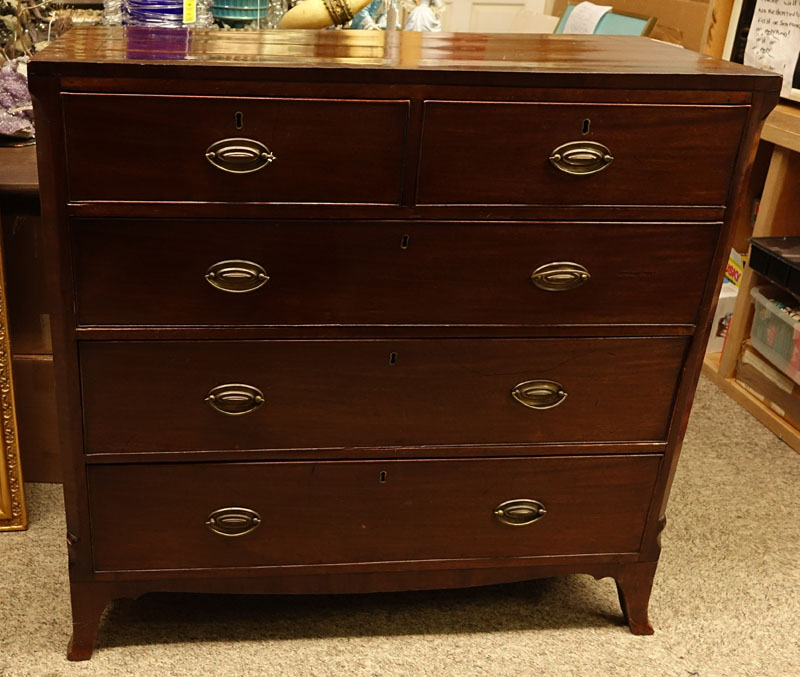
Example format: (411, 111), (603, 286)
(0, 230), (26, 532)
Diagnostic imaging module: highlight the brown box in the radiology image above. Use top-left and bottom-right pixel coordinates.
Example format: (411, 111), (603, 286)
(736, 341), (800, 429)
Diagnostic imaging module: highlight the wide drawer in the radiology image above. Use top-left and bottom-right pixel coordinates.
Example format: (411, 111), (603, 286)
(87, 455), (661, 571)
(80, 338), (687, 454)
(418, 101), (748, 206)
(72, 219), (718, 327)
(62, 94), (409, 204)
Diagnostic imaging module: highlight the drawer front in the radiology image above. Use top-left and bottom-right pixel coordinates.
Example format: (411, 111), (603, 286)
(88, 455), (661, 571)
(72, 219), (718, 327)
(80, 338), (687, 454)
(418, 102), (747, 206)
(63, 94), (409, 204)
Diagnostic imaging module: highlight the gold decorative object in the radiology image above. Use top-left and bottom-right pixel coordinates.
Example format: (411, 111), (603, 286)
(322, 0), (353, 25)
(279, 0), (371, 29)
(0, 233), (26, 532)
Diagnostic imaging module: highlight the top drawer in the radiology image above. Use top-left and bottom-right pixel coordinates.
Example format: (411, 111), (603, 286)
(62, 94), (409, 204)
(417, 102), (748, 206)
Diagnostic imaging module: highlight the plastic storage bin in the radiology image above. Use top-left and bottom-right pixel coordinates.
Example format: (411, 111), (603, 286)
(750, 285), (800, 386)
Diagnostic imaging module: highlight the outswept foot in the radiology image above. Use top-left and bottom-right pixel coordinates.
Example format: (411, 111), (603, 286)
(67, 582), (112, 660)
(614, 561), (657, 635)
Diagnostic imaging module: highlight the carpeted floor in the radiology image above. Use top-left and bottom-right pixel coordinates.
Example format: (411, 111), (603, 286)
(1, 376), (798, 676)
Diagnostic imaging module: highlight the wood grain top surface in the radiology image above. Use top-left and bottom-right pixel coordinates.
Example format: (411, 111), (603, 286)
(29, 26), (781, 91)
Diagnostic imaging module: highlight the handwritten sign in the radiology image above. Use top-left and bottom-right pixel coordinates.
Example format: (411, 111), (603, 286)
(744, 0), (800, 96)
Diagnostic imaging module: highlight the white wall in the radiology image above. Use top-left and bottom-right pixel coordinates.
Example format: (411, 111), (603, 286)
(439, 0), (555, 32)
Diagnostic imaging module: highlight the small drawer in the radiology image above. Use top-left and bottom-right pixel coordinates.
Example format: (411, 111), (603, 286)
(87, 455), (661, 571)
(418, 101), (748, 206)
(62, 94), (409, 204)
(72, 219), (718, 327)
(80, 338), (687, 455)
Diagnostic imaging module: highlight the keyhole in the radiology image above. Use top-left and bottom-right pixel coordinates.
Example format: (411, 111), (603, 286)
(389, 352), (398, 366)
(379, 471), (387, 483)
(400, 234), (410, 250)
(581, 118), (591, 135)
(235, 112), (243, 130)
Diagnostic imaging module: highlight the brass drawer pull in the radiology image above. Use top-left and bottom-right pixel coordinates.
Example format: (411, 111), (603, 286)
(205, 137), (276, 174)
(206, 383), (265, 416)
(549, 141), (614, 175)
(205, 259), (269, 294)
(494, 499), (547, 527)
(512, 380), (567, 410)
(206, 507), (261, 537)
(530, 262), (591, 292)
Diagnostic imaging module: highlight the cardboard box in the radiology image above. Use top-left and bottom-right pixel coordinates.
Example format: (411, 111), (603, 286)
(551, 0), (713, 52)
(736, 341), (800, 429)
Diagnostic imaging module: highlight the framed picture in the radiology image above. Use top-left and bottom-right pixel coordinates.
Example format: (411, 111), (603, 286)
(0, 233), (26, 532)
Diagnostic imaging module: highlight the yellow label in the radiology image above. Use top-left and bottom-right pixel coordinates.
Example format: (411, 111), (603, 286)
(183, 0), (196, 23)
(725, 248), (745, 286)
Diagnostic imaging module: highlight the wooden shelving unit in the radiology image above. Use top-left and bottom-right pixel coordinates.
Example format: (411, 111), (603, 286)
(702, 102), (800, 452)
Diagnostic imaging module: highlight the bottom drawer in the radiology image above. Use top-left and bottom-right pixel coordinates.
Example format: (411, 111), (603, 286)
(88, 455), (661, 572)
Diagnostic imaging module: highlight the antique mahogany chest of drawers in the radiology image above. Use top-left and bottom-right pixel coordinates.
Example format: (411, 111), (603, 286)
(29, 27), (779, 659)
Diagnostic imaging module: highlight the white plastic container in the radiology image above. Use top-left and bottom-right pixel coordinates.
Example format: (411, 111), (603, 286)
(749, 285), (800, 386)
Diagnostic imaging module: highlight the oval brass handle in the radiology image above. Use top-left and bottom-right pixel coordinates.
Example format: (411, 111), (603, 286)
(494, 499), (547, 527)
(205, 137), (276, 174)
(530, 262), (591, 292)
(512, 380), (567, 410)
(205, 383), (265, 416)
(205, 259), (269, 294)
(549, 141), (614, 175)
(206, 507), (261, 537)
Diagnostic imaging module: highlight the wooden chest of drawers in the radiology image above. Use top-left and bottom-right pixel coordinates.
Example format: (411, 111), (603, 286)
(29, 27), (780, 660)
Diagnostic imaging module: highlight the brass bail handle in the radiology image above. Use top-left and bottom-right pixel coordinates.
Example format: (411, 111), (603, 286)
(530, 262), (591, 292)
(206, 507), (262, 537)
(511, 380), (567, 410)
(205, 259), (269, 294)
(205, 383), (265, 416)
(549, 141), (614, 176)
(494, 499), (547, 527)
(205, 137), (276, 174)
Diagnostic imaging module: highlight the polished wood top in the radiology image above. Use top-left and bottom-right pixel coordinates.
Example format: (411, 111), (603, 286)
(0, 146), (38, 195)
(761, 102), (800, 152)
(30, 26), (780, 91)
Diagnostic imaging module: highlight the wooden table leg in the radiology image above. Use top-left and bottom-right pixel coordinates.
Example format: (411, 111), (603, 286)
(615, 561), (657, 635)
(67, 581), (114, 661)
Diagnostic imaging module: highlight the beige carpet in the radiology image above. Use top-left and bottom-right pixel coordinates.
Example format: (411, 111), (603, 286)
(2, 376), (799, 676)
